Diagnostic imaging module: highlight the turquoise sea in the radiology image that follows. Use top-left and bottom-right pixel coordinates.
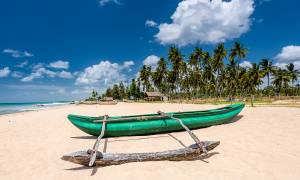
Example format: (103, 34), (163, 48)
(0, 102), (71, 115)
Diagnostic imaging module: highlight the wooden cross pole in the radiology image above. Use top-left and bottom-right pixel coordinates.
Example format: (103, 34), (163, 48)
(89, 115), (108, 167)
(157, 111), (207, 154)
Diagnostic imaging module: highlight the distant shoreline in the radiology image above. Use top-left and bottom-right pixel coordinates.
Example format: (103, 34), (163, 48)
(2, 97), (299, 117)
(0, 101), (72, 116)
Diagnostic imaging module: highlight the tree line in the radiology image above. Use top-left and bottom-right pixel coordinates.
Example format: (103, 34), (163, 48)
(90, 42), (300, 103)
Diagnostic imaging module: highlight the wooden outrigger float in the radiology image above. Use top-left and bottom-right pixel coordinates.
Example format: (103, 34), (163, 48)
(61, 141), (220, 167)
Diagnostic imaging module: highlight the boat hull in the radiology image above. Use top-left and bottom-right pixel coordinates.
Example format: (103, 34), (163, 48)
(67, 104), (245, 137)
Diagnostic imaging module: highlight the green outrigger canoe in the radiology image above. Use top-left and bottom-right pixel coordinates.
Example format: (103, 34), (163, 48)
(67, 103), (245, 137)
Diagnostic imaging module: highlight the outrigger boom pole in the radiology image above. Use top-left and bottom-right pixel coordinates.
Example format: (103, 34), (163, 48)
(89, 111), (207, 166)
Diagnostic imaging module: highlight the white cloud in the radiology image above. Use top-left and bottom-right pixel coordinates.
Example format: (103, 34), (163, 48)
(38, 68), (57, 77)
(21, 67), (73, 82)
(145, 20), (157, 27)
(291, 62), (300, 70)
(274, 45), (300, 70)
(122, 60), (135, 68)
(122, 60), (135, 72)
(57, 71), (73, 79)
(21, 75), (38, 82)
(240, 61), (252, 68)
(15, 61), (29, 68)
(273, 62), (287, 69)
(155, 0), (254, 46)
(49, 60), (69, 69)
(3, 49), (33, 58)
(260, 76), (269, 88)
(0, 67), (10, 77)
(75, 60), (134, 85)
(275, 45), (300, 63)
(21, 68), (45, 82)
(98, 0), (121, 6)
(11, 71), (23, 78)
(274, 62), (300, 70)
(32, 63), (45, 70)
(143, 55), (160, 69)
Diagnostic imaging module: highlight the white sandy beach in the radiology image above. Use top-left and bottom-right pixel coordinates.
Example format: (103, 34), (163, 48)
(1, 102), (300, 180)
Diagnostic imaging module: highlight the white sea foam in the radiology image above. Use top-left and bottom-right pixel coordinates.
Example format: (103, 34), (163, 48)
(0, 102), (71, 115)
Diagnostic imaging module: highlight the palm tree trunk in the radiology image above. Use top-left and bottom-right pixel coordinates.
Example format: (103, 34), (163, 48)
(267, 73), (270, 87)
(251, 94), (254, 107)
(229, 94), (233, 105)
(215, 69), (219, 98)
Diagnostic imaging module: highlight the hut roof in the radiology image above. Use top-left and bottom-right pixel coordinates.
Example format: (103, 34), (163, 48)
(145, 92), (163, 97)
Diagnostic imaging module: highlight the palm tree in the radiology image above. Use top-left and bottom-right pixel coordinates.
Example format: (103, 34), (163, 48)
(167, 70), (176, 97)
(168, 46), (184, 95)
(202, 51), (210, 68)
(91, 89), (98, 100)
(105, 88), (112, 97)
(119, 82), (126, 99)
(152, 58), (167, 93)
(247, 63), (262, 106)
(296, 84), (300, 95)
(229, 42), (247, 97)
(272, 68), (290, 95)
(179, 61), (190, 97)
(129, 78), (138, 100)
(229, 42), (248, 69)
(139, 65), (152, 92)
(146, 66), (152, 90)
(203, 54), (215, 95)
(259, 58), (275, 87)
(101, 43), (300, 100)
(213, 43), (227, 97)
(286, 63), (299, 87)
(112, 84), (121, 100)
(189, 49), (198, 68)
(194, 47), (206, 68)
(188, 48), (203, 98)
(225, 59), (237, 102)
(139, 65), (147, 92)
(237, 67), (248, 97)
(207, 81), (215, 98)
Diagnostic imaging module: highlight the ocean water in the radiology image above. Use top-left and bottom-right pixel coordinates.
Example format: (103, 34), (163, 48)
(0, 102), (71, 115)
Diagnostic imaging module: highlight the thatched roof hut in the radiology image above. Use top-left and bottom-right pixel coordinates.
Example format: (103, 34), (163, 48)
(145, 92), (166, 101)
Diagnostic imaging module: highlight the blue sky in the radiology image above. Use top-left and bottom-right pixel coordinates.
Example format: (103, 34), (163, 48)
(1, 0), (300, 102)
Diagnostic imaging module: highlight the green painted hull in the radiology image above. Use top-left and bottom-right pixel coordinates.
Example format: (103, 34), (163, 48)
(67, 103), (245, 137)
